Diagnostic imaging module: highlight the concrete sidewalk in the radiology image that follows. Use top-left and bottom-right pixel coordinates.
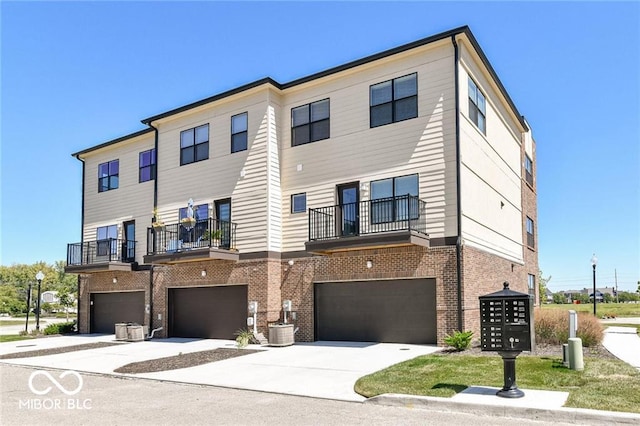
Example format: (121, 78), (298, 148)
(603, 326), (640, 369)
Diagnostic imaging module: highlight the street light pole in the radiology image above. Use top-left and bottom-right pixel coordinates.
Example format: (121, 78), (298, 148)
(591, 254), (598, 317)
(35, 271), (44, 332)
(25, 281), (32, 333)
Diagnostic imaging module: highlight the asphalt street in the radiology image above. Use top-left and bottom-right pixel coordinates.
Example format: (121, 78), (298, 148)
(1, 364), (580, 426)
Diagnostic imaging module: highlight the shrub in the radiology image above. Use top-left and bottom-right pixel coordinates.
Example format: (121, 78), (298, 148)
(43, 321), (76, 336)
(43, 323), (59, 335)
(234, 328), (254, 348)
(534, 308), (603, 347)
(444, 330), (473, 351)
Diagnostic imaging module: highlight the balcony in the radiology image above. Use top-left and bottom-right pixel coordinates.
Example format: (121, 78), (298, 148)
(305, 195), (430, 254)
(66, 239), (137, 273)
(144, 218), (239, 264)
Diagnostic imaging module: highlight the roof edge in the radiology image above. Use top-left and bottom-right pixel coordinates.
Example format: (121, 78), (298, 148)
(459, 28), (529, 132)
(281, 26), (469, 89)
(72, 127), (154, 158)
(77, 25), (530, 156)
(141, 27), (469, 124)
(141, 77), (281, 124)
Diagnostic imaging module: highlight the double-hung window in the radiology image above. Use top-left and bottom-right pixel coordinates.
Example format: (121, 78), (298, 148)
(96, 224), (118, 257)
(370, 73), (418, 128)
(291, 99), (330, 146)
(468, 78), (486, 133)
(98, 160), (119, 192)
(525, 154), (533, 187)
(370, 174), (419, 224)
(180, 124), (209, 165)
(231, 113), (248, 153)
(526, 216), (535, 248)
(139, 149), (156, 182)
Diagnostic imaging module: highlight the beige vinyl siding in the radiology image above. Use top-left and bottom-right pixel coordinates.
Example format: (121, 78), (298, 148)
(457, 45), (525, 263)
(153, 89), (273, 253)
(81, 133), (155, 263)
(280, 42), (457, 251)
(266, 94), (283, 252)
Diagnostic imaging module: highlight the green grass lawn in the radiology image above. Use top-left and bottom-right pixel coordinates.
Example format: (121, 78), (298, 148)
(0, 319), (37, 326)
(0, 334), (34, 343)
(355, 354), (640, 414)
(541, 303), (640, 317)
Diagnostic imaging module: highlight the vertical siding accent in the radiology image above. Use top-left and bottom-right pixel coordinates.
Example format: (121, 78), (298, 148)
(266, 103), (282, 251)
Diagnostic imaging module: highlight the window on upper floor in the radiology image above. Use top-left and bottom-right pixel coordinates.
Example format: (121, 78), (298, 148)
(525, 154), (533, 187)
(291, 99), (330, 146)
(370, 73), (418, 128)
(139, 149), (156, 183)
(528, 274), (536, 298)
(291, 193), (307, 214)
(180, 124), (209, 165)
(98, 160), (119, 192)
(370, 174), (419, 224)
(231, 113), (248, 153)
(468, 78), (486, 134)
(526, 216), (535, 248)
(96, 224), (117, 256)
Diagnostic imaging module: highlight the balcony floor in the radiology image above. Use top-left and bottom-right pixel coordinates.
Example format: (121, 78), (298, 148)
(65, 261), (135, 274)
(305, 230), (429, 255)
(144, 246), (239, 264)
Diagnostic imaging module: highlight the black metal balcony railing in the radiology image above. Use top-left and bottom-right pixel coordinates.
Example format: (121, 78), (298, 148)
(147, 218), (237, 256)
(308, 195), (427, 241)
(67, 239), (136, 266)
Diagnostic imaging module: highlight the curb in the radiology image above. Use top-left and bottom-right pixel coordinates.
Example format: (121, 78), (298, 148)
(365, 393), (640, 425)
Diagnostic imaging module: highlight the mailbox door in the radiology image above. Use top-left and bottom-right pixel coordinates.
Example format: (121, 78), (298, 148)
(503, 324), (531, 351)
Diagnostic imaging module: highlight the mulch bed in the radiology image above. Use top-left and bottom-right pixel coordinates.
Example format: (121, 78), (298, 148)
(439, 343), (618, 359)
(114, 348), (261, 374)
(0, 342), (124, 359)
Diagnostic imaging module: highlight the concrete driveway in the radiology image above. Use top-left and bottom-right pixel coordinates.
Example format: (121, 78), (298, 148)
(0, 335), (440, 401)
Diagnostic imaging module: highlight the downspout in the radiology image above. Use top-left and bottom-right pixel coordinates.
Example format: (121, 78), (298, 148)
(451, 35), (464, 332)
(75, 155), (86, 333)
(149, 264), (154, 334)
(147, 122), (158, 334)
(148, 122), (159, 209)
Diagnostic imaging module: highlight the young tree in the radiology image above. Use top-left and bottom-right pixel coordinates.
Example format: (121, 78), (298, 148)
(58, 292), (74, 321)
(538, 270), (552, 304)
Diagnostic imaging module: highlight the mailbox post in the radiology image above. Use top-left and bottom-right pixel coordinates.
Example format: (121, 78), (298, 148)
(479, 282), (534, 398)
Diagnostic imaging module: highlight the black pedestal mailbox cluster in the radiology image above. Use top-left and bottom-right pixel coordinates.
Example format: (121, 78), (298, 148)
(479, 282), (534, 398)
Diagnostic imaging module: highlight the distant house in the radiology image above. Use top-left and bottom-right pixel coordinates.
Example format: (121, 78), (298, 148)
(41, 291), (59, 304)
(544, 288), (553, 303)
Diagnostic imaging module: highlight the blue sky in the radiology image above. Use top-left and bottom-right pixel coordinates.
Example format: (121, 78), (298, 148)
(1, 2), (638, 292)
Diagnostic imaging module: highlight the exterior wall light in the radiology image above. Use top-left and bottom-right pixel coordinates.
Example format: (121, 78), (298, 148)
(201, 270), (207, 277)
(112, 277), (117, 284)
(366, 260), (373, 269)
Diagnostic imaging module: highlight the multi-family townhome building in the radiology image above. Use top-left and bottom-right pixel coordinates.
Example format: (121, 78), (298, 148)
(65, 26), (538, 345)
